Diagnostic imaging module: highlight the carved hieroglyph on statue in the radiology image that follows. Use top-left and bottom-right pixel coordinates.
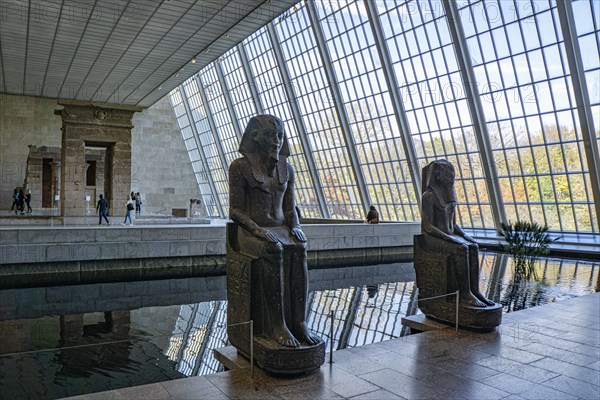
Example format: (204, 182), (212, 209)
(226, 115), (325, 374)
(414, 159), (502, 331)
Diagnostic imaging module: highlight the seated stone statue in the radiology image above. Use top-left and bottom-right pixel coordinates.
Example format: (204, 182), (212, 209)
(421, 159), (494, 307)
(226, 115), (324, 373)
(414, 159), (501, 330)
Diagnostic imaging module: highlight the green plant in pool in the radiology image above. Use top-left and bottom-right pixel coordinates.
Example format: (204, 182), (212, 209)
(499, 221), (556, 280)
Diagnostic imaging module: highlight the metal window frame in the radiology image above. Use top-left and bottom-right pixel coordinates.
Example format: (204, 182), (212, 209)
(266, 22), (331, 218)
(237, 42), (265, 114)
(220, 48), (258, 129)
(443, 0), (507, 231)
(556, 0), (600, 231)
(363, 0), (423, 213)
(179, 85), (226, 218)
(215, 59), (243, 141)
(374, 1), (492, 227)
(306, 0), (372, 216)
(194, 74), (231, 208)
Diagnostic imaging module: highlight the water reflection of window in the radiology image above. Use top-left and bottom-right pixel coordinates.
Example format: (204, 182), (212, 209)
(306, 282), (417, 351)
(162, 254), (598, 375)
(165, 301), (227, 376)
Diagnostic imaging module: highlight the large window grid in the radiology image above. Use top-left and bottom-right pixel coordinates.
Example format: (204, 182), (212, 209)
(168, 87), (219, 217)
(458, 0), (597, 232)
(182, 78), (230, 210)
(379, 0), (493, 228)
(317, 0), (419, 222)
(219, 48), (258, 131)
(276, 3), (364, 219)
(170, 0), (600, 235)
(199, 66), (240, 167)
(244, 28), (322, 217)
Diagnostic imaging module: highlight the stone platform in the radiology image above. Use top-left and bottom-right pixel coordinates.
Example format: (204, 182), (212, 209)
(64, 292), (600, 400)
(0, 222), (419, 288)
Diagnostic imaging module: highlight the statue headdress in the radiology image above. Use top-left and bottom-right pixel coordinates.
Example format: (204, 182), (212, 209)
(239, 115), (290, 183)
(422, 159), (457, 204)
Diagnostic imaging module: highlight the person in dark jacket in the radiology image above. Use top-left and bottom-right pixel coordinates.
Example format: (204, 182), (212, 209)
(96, 194), (111, 225)
(9, 189), (18, 214)
(25, 191), (32, 214)
(17, 189), (25, 215)
(366, 205), (379, 224)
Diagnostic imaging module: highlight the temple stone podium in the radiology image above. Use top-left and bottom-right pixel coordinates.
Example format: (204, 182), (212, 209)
(413, 160), (502, 332)
(224, 115), (325, 375)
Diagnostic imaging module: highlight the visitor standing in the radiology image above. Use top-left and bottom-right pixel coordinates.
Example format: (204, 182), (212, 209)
(25, 190), (32, 214)
(123, 196), (134, 225)
(9, 189), (18, 214)
(97, 194), (110, 225)
(17, 189), (25, 215)
(135, 192), (142, 214)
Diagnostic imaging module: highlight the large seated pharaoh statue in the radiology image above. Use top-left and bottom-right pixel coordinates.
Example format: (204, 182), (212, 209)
(226, 115), (325, 374)
(414, 159), (502, 331)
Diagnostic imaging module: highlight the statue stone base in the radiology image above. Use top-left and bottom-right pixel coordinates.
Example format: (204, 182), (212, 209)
(414, 234), (502, 332)
(227, 225), (325, 375)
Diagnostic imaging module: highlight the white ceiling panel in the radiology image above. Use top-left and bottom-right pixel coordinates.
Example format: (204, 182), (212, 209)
(0, 0), (297, 107)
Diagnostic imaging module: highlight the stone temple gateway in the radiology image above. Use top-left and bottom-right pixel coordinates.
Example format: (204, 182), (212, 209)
(54, 101), (142, 217)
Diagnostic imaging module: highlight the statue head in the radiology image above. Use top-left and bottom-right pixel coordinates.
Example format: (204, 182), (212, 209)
(422, 160), (457, 204)
(239, 115), (290, 161)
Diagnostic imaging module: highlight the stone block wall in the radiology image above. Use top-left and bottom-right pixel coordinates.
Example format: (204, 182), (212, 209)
(0, 222), (420, 288)
(0, 94), (200, 214)
(131, 96), (200, 215)
(0, 95), (62, 210)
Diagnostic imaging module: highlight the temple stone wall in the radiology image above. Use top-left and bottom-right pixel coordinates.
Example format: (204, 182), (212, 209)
(0, 95), (62, 210)
(0, 94), (200, 214)
(131, 96), (201, 215)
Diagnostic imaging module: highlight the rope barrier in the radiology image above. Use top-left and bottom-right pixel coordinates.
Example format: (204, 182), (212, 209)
(415, 290), (460, 333)
(225, 320), (254, 379)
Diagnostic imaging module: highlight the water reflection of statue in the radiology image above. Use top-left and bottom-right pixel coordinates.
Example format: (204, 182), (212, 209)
(229, 115), (320, 348)
(421, 160), (494, 308)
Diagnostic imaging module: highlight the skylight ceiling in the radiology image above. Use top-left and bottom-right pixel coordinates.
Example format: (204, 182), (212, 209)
(0, 0), (297, 107)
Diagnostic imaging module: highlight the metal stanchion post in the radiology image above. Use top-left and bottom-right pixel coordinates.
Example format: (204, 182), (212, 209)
(250, 320), (254, 379)
(455, 290), (459, 333)
(329, 311), (334, 364)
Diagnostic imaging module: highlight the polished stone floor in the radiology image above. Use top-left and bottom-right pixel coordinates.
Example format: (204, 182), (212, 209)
(65, 292), (600, 400)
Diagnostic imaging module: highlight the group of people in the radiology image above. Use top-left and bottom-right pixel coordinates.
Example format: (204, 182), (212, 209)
(96, 191), (142, 226)
(9, 188), (32, 215)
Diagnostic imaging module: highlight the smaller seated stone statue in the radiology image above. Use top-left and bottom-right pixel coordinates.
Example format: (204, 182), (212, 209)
(225, 115), (325, 374)
(414, 160), (501, 331)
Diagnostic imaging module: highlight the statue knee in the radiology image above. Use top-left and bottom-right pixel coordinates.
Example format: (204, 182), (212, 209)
(265, 241), (284, 257)
(295, 242), (307, 254)
(467, 243), (479, 253)
(457, 243), (469, 253)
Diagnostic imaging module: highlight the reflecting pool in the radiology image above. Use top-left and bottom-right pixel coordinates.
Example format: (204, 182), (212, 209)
(0, 254), (597, 399)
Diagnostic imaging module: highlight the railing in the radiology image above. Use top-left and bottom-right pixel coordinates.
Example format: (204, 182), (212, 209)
(415, 290), (460, 333)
